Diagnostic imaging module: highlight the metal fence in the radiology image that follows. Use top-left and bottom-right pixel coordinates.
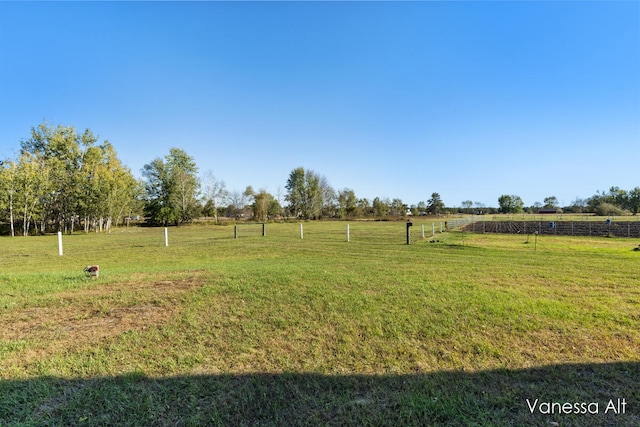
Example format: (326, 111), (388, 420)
(461, 219), (640, 238)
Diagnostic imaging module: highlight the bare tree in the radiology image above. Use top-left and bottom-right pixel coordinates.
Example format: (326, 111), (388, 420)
(227, 190), (248, 219)
(201, 170), (228, 223)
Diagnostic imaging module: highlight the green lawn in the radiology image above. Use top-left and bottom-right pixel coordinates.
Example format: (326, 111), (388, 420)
(1, 222), (639, 426)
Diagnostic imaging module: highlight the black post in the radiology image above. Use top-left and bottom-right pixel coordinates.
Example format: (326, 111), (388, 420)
(406, 221), (413, 245)
(262, 223), (266, 237)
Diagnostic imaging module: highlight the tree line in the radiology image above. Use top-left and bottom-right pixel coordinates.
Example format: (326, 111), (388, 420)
(141, 160), (447, 224)
(493, 189), (640, 216)
(1, 123), (638, 235)
(0, 123), (141, 236)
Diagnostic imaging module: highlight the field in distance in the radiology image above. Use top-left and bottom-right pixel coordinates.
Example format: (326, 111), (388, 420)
(1, 222), (638, 426)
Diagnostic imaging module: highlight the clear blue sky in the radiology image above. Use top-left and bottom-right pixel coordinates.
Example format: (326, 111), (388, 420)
(1, 1), (638, 208)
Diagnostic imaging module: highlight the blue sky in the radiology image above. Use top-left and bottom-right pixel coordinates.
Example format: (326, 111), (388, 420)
(1, 1), (638, 208)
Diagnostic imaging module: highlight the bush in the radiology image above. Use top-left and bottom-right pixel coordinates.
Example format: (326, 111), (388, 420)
(594, 202), (628, 216)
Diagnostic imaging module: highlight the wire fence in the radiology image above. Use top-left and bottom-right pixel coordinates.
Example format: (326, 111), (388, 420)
(461, 219), (640, 238)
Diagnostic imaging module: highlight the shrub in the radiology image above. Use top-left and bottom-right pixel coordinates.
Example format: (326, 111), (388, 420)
(594, 202), (628, 216)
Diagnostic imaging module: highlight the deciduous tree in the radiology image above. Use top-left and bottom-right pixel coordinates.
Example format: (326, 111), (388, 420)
(498, 194), (524, 214)
(628, 187), (640, 214)
(285, 167), (333, 219)
(251, 189), (275, 221)
(543, 196), (559, 209)
(201, 170), (228, 222)
(372, 197), (389, 218)
(337, 189), (357, 218)
(10, 122), (138, 234)
(0, 160), (18, 236)
(143, 148), (200, 225)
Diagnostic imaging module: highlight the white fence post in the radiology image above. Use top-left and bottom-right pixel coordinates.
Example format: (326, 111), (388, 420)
(164, 227), (169, 247)
(300, 223), (303, 239)
(346, 224), (350, 242)
(421, 224), (425, 239)
(58, 231), (63, 256)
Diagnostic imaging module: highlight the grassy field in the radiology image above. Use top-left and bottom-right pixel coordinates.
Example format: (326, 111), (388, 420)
(0, 221), (639, 426)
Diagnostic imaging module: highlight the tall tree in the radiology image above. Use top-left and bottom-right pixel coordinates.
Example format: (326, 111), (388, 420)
(143, 148), (200, 225)
(390, 198), (405, 216)
(0, 160), (18, 236)
(427, 192), (445, 215)
(14, 122), (137, 234)
(357, 198), (371, 217)
(143, 158), (174, 225)
(226, 190), (249, 218)
(0, 162), (6, 233)
(168, 148), (200, 223)
(318, 174), (336, 218)
(100, 142), (139, 231)
(608, 186), (629, 210)
(628, 187), (640, 214)
(303, 171), (321, 219)
(16, 152), (49, 236)
(21, 123), (84, 231)
(285, 167), (333, 219)
(201, 170), (228, 222)
(251, 189), (275, 221)
(285, 167), (306, 218)
(498, 194), (524, 214)
(337, 189), (358, 218)
(372, 197), (389, 218)
(543, 196), (559, 209)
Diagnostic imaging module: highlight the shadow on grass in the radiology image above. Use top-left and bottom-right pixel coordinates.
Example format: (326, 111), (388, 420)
(1, 362), (638, 426)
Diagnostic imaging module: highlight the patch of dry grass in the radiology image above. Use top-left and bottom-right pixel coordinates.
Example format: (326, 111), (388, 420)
(0, 273), (205, 376)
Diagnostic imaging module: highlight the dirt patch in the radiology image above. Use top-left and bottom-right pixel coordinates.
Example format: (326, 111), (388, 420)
(0, 274), (206, 357)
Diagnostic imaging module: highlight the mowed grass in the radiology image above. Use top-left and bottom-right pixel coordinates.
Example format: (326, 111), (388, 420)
(0, 221), (639, 426)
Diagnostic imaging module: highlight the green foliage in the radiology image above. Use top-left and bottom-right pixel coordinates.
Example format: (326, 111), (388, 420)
(585, 186), (636, 215)
(251, 189), (276, 221)
(4, 124), (640, 235)
(390, 198), (405, 216)
(543, 196), (558, 209)
(285, 167), (333, 219)
(629, 187), (640, 214)
(498, 194), (524, 214)
(594, 202), (627, 217)
(372, 197), (389, 217)
(285, 167), (305, 218)
(427, 192), (445, 215)
(143, 148), (200, 225)
(0, 123), (137, 235)
(357, 198), (372, 217)
(337, 189), (358, 218)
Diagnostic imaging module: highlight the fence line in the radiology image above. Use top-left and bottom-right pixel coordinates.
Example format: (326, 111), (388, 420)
(447, 216), (478, 229)
(462, 220), (640, 238)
